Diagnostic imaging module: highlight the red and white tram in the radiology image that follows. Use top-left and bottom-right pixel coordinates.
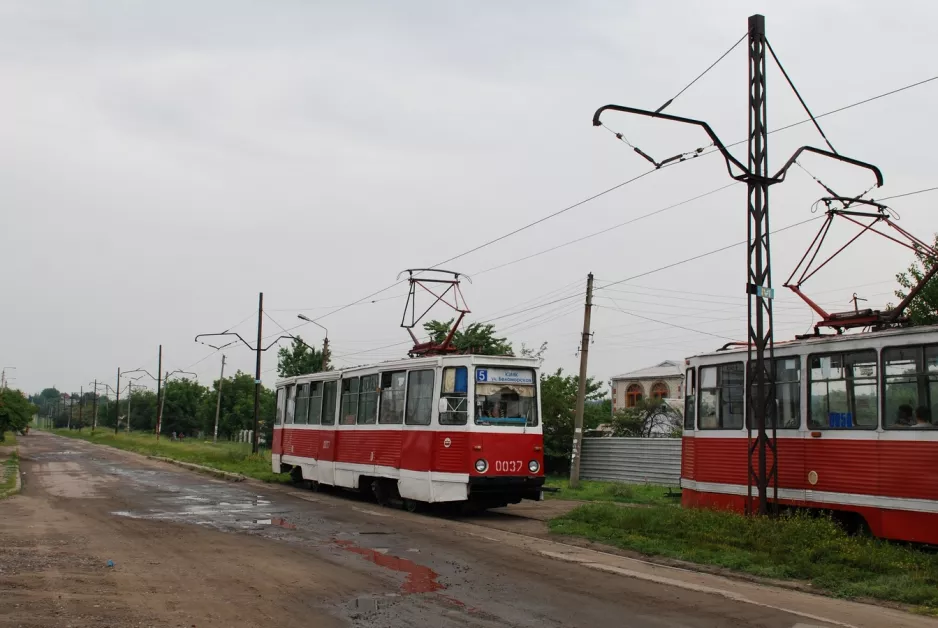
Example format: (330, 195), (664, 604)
(272, 354), (545, 509)
(681, 325), (938, 544)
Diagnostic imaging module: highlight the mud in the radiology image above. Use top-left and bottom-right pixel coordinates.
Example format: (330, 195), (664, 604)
(0, 432), (878, 627)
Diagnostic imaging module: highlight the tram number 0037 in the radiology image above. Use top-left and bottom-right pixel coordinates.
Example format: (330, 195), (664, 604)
(494, 460), (524, 473)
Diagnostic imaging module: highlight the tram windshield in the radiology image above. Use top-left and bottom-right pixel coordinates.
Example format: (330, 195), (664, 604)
(474, 367), (538, 427)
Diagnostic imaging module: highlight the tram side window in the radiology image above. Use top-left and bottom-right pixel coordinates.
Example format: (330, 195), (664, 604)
(771, 357), (801, 429)
(884, 346), (938, 429)
(440, 366), (469, 426)
(308, 381), (323, 425)
(358, 374), (379, 424)
(276, 387), (285, 425)
(684, 368), (696, 430)
(809, 351), (877, 429)
(340, 378), (359, 425)
(405, 370), (435, 426)
(294, 383), (309, 425)
(378, 371), (406, 424)
(285, 385), (296, 425)
(321, 381), (337, 425)
(698, 363), (744, 429)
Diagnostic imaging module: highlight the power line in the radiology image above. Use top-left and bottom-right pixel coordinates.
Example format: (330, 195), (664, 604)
(599, 300), (738, 341)
(876, 185), (938, 202)
(595, 215), (822, 293)
(656, 31), (748, 114)
(473, 182), (739, 276)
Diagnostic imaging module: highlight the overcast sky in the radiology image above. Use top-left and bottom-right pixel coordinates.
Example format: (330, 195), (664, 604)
(3, 0), (937, 396)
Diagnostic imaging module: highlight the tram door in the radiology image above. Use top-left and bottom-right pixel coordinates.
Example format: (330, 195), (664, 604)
(316, 380), (338, 484)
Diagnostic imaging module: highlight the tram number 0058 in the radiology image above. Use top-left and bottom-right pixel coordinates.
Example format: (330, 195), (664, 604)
(494, 460), (523, 473)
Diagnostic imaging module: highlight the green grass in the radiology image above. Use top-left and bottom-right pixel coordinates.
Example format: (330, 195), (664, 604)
(544, 477), (677, 506)
(0, 451), (18, 494)
(550, 502), (938, 610)
(50, 429), (289, 483)
(0, 431), (18, 446)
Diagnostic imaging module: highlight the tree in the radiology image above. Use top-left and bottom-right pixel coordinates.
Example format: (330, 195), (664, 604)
(0, 389), (36, 439)
(127, 389), (159, 432)
(539, 368), (605, 473)
(894, 233), (938, 325)
(277, 336), (326, 377)
(160, 378), (208, 436)
(423, 319), (513, 355)
(197, 370), (276, 442)
(611, 397), (682, 438)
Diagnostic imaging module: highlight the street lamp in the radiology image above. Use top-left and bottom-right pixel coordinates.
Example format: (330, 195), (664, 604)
(296, 314), (330, 370)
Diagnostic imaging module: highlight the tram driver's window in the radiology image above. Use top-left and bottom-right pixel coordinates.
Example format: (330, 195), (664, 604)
(405, 370), (435, 426)
(684, 368), (696, 430)
(884, 345), (938, 429)
(276, 387), (285, 425)
(698, 363), (744, 429)
(440, 366), (469, 426)
(340, 378), (359, 425)
(809, 351), (877, 429)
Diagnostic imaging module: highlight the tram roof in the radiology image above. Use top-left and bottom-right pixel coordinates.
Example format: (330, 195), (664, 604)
(275, 353), (539, 387)
(686, 323), (938, 362)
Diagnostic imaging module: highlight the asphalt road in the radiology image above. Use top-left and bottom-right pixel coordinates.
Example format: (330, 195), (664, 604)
(0, 432), (930, 627)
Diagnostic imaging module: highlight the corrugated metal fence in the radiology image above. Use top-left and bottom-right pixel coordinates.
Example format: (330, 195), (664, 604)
(580, 437), (681, 487)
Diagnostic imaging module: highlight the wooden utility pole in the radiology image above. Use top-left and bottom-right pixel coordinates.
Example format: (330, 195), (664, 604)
(213, 355), (226, 443)
(569, 272), (594, 488)
(78, 386), (84, 431)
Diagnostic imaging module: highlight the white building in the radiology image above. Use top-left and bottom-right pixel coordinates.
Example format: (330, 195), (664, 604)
(611, 360), (684, 415)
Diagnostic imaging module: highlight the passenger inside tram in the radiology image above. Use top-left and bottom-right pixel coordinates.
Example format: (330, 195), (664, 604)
(896, 404), (914, 427)
(912, 406), (932, 428)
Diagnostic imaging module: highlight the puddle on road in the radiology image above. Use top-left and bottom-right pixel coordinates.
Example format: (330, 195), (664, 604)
(255, 517), (297, 530)
(335, 539), (445, 594)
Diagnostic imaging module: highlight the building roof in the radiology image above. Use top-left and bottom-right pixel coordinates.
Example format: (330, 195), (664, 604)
(611, 360), (683, 381)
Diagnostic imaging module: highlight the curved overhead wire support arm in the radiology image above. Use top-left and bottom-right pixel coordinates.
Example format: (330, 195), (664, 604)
(194, 332), (255, 351)
(771, 146), (884, 188)
(593, 104), (750, 179)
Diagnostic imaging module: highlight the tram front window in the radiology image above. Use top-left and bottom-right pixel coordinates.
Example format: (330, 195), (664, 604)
(474, 367), (538, 427)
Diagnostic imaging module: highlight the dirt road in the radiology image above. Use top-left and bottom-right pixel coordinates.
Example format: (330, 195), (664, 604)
(0, 432), (932, 627)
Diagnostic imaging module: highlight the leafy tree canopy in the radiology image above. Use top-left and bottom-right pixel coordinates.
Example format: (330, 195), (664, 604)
(895, 233), (938, 326)
(423, 319), (513, 355)
(0, 389), (36, 439)
(611, 397), (682, 438)
(277, 335), (327, 377)
(539, 368), (605, 472)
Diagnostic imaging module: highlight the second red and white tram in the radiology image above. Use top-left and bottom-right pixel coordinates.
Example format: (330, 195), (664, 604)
(681, 325), (938, 544)
(272, 354), (545, 509)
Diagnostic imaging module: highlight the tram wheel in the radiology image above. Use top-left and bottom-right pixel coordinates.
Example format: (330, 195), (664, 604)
(402, 498), (420, 513)
(289, 466), (304, 484)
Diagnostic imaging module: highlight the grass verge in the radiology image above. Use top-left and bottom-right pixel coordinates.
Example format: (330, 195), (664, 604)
(544, 477), (677, 506)
(550, 502), (938, 611)
(1, 431), (18, 446)
(50, 429), (288, 483)
(0, 451), (19, 495)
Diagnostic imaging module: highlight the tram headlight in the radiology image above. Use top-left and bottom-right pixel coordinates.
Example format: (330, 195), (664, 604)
(475, 459), (488, 473)
(528, 460), (540, 473)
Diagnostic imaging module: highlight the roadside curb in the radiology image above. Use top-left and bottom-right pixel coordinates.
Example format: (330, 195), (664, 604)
(146, 456), (246, 482)
(0, 451), (22, 499)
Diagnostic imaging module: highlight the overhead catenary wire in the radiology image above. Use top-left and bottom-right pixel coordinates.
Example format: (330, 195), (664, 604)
(656, 31), (749, 114)
(599, 299), (739, 342)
